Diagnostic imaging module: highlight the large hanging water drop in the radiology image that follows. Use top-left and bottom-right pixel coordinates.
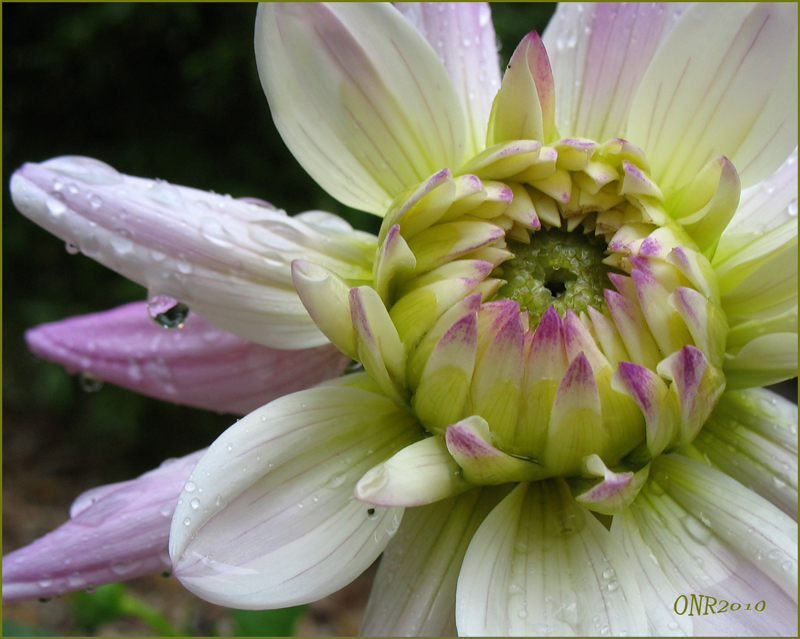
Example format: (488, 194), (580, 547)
(78, 372), (104, 393)
(147, 295), (189, 329)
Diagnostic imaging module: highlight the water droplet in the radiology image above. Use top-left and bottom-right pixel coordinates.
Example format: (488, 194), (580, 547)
(78, 372), (103, 393)
(110, 228), (134, 254)
(159, 503), (173, 517)
(148, 295), (189, 329)
(67, 573), (85, 588)
(773, 476), (787, 489)
(215, 494), (222, 507)
(668, 621), (680, 630)
(603, 568), (615, 579)
(184, 481), (197, 493)
(607, 580), (619, 592)
(111, 560), (142, 575)
(297, 502), (304, 509)
(190, 498), (201, 510)
(788, 200), (797, 217)
(367, 508), (378, 520)
(46, 196), (68, 216)
(65, 241), (80, 255)
(327, 474), (347, 488)
(782, 560), (793, 572)
(89, 194), (102, 209)
(183, 517), (191, 526)
(767, 549), (783, 561)
(518, 610), (528, 620)
(38, 579), (53, 588)
(148, 180), (182, 206)
(345, 360), (364, 374)
(227, 443), (233, 452)
(600, 626), (609, 636)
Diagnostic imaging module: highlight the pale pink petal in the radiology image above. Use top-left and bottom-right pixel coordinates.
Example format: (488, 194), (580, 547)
(622, 460), (798, 636)
(169, 380), (420, 609)
(2, 450), (204, 603)
(543, 2), (689, 140)
(25, 302), (350, 416)
(395, 3), (502, 156)
(361, 486), (508, 637)
(9, 156), (377, 348)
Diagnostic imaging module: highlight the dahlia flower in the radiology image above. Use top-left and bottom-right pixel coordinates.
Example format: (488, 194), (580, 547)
(5, 2), (798, 636)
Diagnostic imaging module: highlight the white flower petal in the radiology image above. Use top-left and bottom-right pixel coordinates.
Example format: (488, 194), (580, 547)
(255, 3), (466, 215)
(627, 3), (798, 194)
(456, 480), (648, 636)
(361, 486), (508, 637)
(543, 2), (689, 141)
(626, 466), (798, 636)
(653, 455), (798, 603)
(694, 388), (797, 518)
(395, 2), (501, 157)
(721, 148), (798, 242)
(9, 157), (377, 348)
(169, 385), (419, 609)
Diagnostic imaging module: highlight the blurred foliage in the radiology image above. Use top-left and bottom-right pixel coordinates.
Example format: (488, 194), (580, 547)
(230, 607), (308, 637)
(3, 0), (556, 476)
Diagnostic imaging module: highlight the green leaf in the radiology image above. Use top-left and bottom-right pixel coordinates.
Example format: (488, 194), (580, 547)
(231, 606), (308, 637)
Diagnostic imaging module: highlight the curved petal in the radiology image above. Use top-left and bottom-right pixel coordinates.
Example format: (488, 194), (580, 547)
(255, 3), (466, 215)
(724, 332), (798, 390)
(9, 156), (377, 348)
(627, 2), (798, 193)
(721, 148), (798, 241)
(361, 486), (509, 637)
(456, 480), (648, 636)
(169, 383), (420, 609)
(693, 388), (797, 519)
(625, 465), (798, 636)
(2, 450), (204, 603)
(543, 2), (690, 141)
(395, 2), (501, 157)
(653, 455), (798, 603)
(24, 302), (351, 416)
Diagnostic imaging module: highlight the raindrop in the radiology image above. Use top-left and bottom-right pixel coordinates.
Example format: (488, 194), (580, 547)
(110, 228), (134, 254)
(183, 517), (191, 526)
(227, 443), (233, 452)
(782, 561), (793, 572)
(607, 581), (619, 592)
(65, 242), (80, 255)
(38, 579), (53, 588)
(159, 503), (173, 517)
(46, 196), (68, 216)
(518, 610), (528, 620)
(767, 549), (783, 561)
(148, 180), (182, 207)
(89, 195), (103, 209)
(327, 474), (347, 488)
(603, 568), (615, 579)
(190, 498), (201, 510)
(668, 621), (680, 631)
(148, 295), (189, 329)
(127, 362), (143, 381)
(176, 259), (193, 274)
(111, 560), (142, 575)
(78, 372), (104, 393)
(67, 183), (80, 195)
(215, 494), (222, 507)
(184, 481), (197, 493)
(367, 508), (378, 520)
(200, 217), (234, 248)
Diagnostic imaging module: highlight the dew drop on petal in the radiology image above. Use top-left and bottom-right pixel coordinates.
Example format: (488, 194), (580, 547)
(668, 621), (680, 631)
(65, 242), (80, 255)
(46, 197), (68, 216)
(184, 481), (197, 493)
(147, 295), (189, 329)
(148, 180), (182, 207)
(190, 498), (200, 510)
(78, 372), (103, 393)
(110, 228), (134, 254)
(183, 517), (191, 526)
(159, 503), (173, 517)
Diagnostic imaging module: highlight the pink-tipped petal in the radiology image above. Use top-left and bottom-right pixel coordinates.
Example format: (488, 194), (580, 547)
(396, 2), (502, 157)
(2, 449), (204, 603)
(25, 302), (350, 416)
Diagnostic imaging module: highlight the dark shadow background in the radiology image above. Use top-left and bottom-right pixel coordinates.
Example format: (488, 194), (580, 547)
(3, 3), (558, 636)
